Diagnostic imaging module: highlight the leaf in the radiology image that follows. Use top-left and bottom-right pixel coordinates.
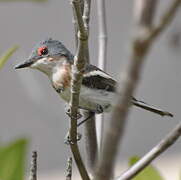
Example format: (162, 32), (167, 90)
(0, 139), (28, 180)
(129, 156), (164, 180)
(0, 46), (18, 70)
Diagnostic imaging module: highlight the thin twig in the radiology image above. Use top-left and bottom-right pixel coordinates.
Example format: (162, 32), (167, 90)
(72, 7), (78, 48)
(134, 0), (158, 28)
(82, 0), (98, 173)
(72, 0), (97, 173)
(82, 0), (90, 63)
(29, 151), (37, 180)
(66, 157), (73, 180)
(116, 122), (181, 180)
(83, 110), (98, 172)
(148, 0), (181, 41)
(95, 0), (181, 179)
(96, 0), (108, 153)
(83, 0), (91, 32)
(97, 0), (108, 70)
(95, 1), (157, 179)
(69, 0), (90, 179)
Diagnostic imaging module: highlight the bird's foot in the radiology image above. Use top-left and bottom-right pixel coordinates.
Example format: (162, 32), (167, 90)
(53, 84), (64, 93)
(65, 107), (82, 120)
(95, 104), (104, 114)
(56, 87), (64, 93)
(64, 131), (82, 145)
(77, 111), (95, 127)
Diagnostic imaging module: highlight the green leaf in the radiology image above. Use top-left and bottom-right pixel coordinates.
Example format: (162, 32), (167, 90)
(0, 138), (28, 180)
(0, 46), (18, 70)
(129, 156), (164, 180)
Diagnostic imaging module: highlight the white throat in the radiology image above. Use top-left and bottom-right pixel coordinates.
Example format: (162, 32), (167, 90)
(31, 56), (70, 78)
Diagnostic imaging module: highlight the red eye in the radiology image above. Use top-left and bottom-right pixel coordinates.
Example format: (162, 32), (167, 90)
(38, 46), (48, 56)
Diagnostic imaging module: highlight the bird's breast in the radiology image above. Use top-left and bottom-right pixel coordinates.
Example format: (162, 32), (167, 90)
(52, 64), (71, 90)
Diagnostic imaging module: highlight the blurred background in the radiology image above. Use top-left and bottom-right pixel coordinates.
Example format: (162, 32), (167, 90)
(0, 0), (181, 179)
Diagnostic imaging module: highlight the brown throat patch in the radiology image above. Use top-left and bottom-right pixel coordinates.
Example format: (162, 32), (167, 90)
(53, 64), (71, 89)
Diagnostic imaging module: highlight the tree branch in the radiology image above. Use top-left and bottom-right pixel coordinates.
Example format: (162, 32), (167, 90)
(83, 110), (98, 173)
(69, 0), (90, 179)
(97, 0), (108, 76)
(72, 7), (79, 48)
(95, 0), (181, 179)
(82, 0), (98, 173)
(71, 0), (97, 175)
(134, 0), (158, 28)
(116, 122), (181, 180)
(66, 157), (72, 180)
(96, 0), (108, 152)
(29, 151), (37, 180)
(83, 0), (91, 32)
(148, 0), (181, 41)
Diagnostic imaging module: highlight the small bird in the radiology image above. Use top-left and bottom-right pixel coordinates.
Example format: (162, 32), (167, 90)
(15, 38), (173, 119)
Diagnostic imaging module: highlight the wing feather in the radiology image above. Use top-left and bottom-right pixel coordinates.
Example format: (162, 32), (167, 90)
(82, 64), (116, 92)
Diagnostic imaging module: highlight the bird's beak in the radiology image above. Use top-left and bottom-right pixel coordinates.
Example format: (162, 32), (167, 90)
(14, 59), (35, 69)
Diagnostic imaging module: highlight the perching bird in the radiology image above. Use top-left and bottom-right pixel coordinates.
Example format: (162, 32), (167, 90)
(15, 38), (173, 118)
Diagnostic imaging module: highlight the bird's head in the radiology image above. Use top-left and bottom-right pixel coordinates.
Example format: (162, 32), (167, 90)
(15, 38), (74, 76)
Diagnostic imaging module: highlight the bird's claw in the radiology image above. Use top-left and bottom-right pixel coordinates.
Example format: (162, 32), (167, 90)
(96, 104), (104, 114)
(64, 132), (82, 145)
(54, 86), (64, 93)
(65, 108), (82, 119)
(53, 85), (65, 94)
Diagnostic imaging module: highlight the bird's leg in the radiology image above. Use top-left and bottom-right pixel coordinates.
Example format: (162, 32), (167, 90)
(65, 106), (82, 119)
(64, 111), (95, 144)
(53, 84), (65, 94)
(64, 105), (103, 144)
(64, 106), (82, 145)
(77, 111), (95, 127)
(64, 131), (82, 145)
(55, 86), (64, 93)
(96, 104), (104, 114)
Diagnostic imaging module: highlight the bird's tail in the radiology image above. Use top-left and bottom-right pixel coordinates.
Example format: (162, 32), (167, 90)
(132, 98), (173, 117)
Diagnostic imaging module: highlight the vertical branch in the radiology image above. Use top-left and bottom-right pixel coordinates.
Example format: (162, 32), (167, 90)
(66, 157), (72, 180)
(83, 0), (91, 32)
(69, 0), (90, 179)
(29, 151), (37, 180)
(95, 0), (158, 180)
(97, 0), (108, 70)
(96, 0), (108, 152)
(72, 7), (79, 48)
(135, 0), (158, 28)
(72, 0), (84, 48)
(82, 0), (98, 173)
(82, 0), (91, 62)
(83, 110), (97, 172)
(95, 0), (181, 179)
(72, 0), (97, 173)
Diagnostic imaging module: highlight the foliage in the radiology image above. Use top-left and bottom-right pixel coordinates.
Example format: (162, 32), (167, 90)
(0, 139), (28, 180)
(0, 46), (18, 70)
(129, 156), (164, 180)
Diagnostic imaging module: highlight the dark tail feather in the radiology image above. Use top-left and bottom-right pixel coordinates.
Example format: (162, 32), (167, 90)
(132, 98), (173, 117)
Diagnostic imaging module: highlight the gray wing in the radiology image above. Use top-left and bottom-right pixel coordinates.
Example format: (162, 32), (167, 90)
(82, 64), (116, 92)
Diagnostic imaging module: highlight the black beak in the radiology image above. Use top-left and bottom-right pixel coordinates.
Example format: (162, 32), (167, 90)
(14, 59), (34, 69)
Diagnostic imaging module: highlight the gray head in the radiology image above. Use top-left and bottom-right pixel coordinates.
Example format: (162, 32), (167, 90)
(15, 38), (74, 75)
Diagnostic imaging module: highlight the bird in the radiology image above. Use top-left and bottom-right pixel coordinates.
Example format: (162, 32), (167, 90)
(15, 38), (173, 121)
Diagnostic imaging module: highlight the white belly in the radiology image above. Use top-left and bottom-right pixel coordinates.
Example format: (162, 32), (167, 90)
(58, 85), (116, 113)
